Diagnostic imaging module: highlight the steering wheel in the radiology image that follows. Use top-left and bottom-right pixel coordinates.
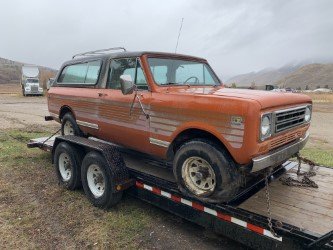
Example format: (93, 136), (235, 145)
(183, 76), (199, 84)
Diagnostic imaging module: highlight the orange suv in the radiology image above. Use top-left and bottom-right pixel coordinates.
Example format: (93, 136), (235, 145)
(47, 48), (312, 202)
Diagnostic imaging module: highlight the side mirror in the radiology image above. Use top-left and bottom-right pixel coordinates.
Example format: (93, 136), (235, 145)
(120, 75), (135, 95)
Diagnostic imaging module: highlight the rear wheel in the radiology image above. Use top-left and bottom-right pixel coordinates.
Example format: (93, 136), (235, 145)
(61, 112), (82, 136)
(81, 151), (123, 209)
(173, 139), (241, 203)
(54, 142), (82, 190)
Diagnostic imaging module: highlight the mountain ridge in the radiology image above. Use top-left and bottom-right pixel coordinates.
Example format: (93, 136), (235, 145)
(225, 61), (333, 90)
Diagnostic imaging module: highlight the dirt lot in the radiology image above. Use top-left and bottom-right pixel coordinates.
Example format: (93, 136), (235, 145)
(0, 85), (244, 249)
(0, 84), (332, 249)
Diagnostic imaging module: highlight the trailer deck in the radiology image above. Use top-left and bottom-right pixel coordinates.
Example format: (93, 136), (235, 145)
(28, 136), (333, 249)
(240, 164), (333, 236)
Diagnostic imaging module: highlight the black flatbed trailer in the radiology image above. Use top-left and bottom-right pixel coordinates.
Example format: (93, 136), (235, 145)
(28, 135), (333, 250)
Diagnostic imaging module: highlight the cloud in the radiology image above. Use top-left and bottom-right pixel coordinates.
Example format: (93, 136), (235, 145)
(1, 0), (332, 79)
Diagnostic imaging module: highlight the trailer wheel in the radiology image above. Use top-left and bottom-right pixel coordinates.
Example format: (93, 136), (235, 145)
(173, 139), (241, 203)
(54, 142), (82, 190)
(61, 113), (82, 136)
(81, 151), (122, 209)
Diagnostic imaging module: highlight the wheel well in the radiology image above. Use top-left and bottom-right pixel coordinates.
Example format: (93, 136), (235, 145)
(167, 129), (229, 160)
(59, 106), (74, 121)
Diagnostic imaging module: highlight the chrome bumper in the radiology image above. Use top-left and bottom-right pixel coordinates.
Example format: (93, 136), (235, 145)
(251, 132), (309, 172)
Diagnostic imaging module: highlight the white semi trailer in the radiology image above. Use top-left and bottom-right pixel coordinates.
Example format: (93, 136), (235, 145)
(21, 65), (43, 96)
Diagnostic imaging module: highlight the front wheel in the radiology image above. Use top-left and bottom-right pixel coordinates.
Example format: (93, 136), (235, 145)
(173, 139), (241, 203)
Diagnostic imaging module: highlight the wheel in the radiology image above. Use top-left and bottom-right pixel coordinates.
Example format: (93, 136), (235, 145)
(81, 151), (123, 209)
(61, 112), (82, 136)
(173, 139), (241, 203)
(54, 142), (82, 190)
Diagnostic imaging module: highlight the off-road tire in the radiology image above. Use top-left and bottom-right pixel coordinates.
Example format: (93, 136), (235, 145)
(81, 151), (123, 209)
(61, 112), (83, 136)
(173, 139), (241, 203)
(54, 142), (82, 190)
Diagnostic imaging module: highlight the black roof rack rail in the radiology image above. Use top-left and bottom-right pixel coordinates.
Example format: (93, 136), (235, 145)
(72, 47), (127, 59)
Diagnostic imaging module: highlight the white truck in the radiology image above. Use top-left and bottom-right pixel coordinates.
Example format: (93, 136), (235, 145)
(21, 65), (43, 96)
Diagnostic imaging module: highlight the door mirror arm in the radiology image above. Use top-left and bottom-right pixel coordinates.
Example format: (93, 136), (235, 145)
(130, 86), (149, 119)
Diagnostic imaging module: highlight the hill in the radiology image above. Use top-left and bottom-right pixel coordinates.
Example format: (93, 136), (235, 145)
(277, 64), (333, 90)
(225, 63), (333, 90)
(226, 64), (302, 88)
(0, 57), (57, 88)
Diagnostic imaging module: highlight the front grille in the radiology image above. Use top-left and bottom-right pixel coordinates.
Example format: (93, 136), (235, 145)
(31, 86), (38, 92)
(274, 107), (306, 133)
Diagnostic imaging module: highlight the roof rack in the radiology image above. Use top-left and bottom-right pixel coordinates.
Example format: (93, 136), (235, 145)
(72, 47), (127, 59)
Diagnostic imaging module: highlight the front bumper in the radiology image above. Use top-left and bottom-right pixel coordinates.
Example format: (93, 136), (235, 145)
(251, 132), (309, 172)
(25, 90), (43, 95)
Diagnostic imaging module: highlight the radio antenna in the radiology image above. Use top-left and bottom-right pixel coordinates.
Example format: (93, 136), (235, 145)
(175, 18), (184, 53)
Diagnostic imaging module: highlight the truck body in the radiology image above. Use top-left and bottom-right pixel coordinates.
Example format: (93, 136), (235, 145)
(21, 65), (43, 96)
(46, 49), (312, 202)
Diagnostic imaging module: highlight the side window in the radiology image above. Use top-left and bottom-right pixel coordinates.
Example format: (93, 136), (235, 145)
(150, 65), (168, 84)
(58, 60), (101, 84)
(107, 58), (147, 90)
(59, 63), (87, 83)
(85, 60), (102, 84)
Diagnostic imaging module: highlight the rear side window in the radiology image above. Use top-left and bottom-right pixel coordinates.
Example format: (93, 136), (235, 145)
(58, 60), (101, 85)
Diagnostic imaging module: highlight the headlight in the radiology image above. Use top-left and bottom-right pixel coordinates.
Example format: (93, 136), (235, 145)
(304, 106), (311, 122)
(260, 114), (272, 140)
(38, 87), (43, 92)
(25, 87), (31, 91)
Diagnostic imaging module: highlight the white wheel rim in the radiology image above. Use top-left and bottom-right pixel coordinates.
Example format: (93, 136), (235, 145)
(58, 152), (72, 181)
(63, 121), (74, 135)
(181, 156), (216, 196)
(87, 164), (105, 198)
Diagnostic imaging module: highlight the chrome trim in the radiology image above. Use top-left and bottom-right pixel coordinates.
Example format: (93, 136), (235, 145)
(259, 104), (312, 142)
(274, 105), (308, 115)
(76, 120), (99, 130)
(149, 138), (170, 148)
(251, 131), (309, 172)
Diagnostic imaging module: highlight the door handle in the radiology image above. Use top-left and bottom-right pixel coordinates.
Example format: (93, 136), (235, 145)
(98, 93), (107, 97)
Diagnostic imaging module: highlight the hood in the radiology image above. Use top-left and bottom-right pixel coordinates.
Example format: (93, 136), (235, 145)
(160, 86), (312, 110)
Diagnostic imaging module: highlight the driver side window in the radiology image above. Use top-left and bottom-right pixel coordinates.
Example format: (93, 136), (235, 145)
(107, 58), (148, 90)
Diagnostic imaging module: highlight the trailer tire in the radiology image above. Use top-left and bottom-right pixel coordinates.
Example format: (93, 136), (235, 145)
(81, 151), (122, 209)
(61, 113), (83, 136)
(54, 142), (82, 190)
(173, 139), (241, 203)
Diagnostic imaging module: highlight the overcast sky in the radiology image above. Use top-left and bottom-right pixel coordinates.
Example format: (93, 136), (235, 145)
(1, 0), (333, 80)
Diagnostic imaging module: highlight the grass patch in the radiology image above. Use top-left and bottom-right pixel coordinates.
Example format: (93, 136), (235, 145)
(300, 147), (333, 167)
(0, 130), (155, 248)
(305, 93), (333, 103)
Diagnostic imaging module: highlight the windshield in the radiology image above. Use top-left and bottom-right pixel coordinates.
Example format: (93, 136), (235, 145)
(26, 79), (39, 83)
(148, 58), (220, 86)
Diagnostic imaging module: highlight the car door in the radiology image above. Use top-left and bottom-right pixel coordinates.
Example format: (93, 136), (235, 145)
(98, 57), (151, 154)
